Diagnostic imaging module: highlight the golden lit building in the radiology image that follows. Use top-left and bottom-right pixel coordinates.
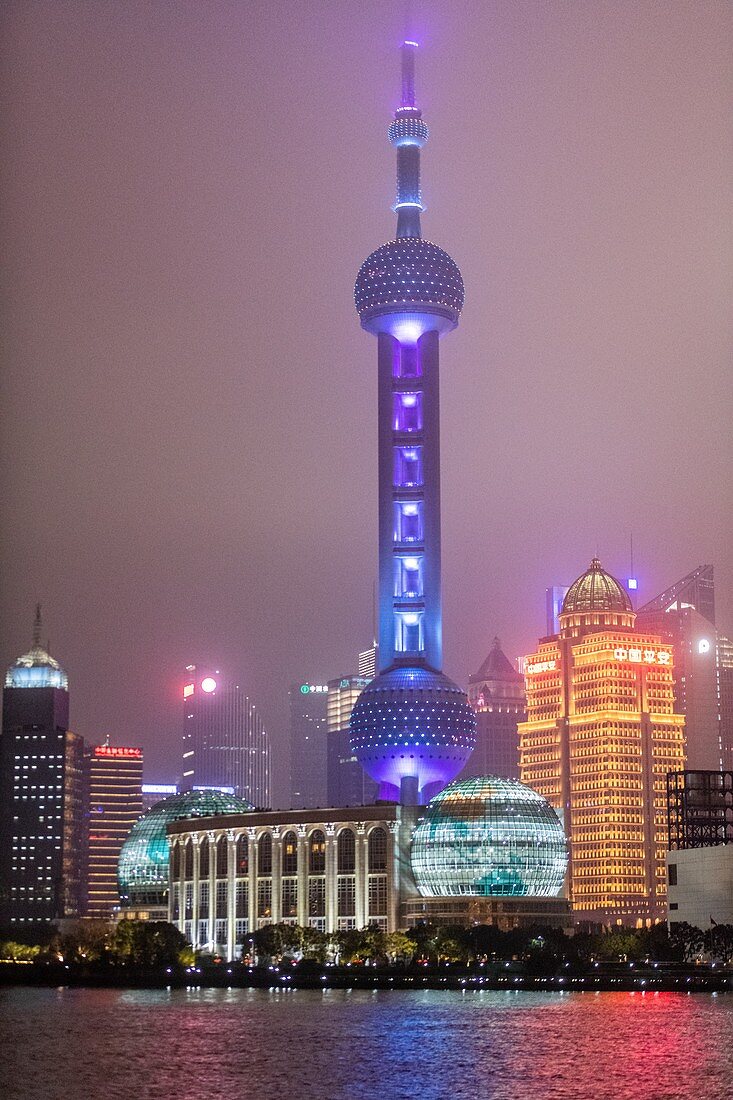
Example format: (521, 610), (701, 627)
(518, 558), (685, 924)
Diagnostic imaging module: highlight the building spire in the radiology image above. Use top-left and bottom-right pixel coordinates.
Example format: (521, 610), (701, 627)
(32, 604), (42, 649)
(389, 41), (429, 239)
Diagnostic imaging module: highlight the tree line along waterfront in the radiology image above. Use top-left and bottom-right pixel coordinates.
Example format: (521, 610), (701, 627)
(1, 919), (733, 992)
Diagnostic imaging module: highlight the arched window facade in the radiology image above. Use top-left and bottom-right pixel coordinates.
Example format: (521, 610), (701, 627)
(368, 827), (388, 872)
(199, 837), (210, 877)
(184, 840), (194, 879)
(171, 842), (181, 879)
(309, 830), (326, 874)
(337, 828), (356, 873)
(258, 832), (272, 875)
(217, 836), (228, 877)
(236, 834), (248, 875)
(282, 831), (298, 875)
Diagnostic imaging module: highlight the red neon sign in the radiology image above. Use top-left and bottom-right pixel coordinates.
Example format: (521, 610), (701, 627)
(93, 746), (142, 758)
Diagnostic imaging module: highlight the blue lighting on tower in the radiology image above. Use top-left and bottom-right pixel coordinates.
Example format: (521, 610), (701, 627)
(350, 42), (475, 805)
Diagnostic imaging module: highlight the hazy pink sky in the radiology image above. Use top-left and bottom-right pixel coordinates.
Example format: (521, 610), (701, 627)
(2, 1), (731, 806)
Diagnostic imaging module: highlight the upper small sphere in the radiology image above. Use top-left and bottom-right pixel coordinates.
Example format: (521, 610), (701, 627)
(349, 665), (476, 799)
(388, 116), (429, 148)
(411, 776), (568, 898)
(355, 238), (464, 328)
(5, 645), (68, 691)
(561, 557), (633, 616)
(117, 788), (253, 908)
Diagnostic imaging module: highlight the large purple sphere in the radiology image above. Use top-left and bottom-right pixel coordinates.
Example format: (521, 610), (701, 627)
(349, 665), (476, 801)
(354, 238), (464, 327)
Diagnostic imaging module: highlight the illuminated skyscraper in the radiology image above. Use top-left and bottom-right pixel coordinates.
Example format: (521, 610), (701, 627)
(0, 607), (86, 925)
(349, 42), (476, 804)
(182, 665), (271, 808)
(518, 559), (686, 923)
(85, 739), (143, 918)
(462, 638), (526, 781)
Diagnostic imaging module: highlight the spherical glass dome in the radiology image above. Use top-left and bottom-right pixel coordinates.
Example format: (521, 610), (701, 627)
(5, 646), (68, 691)
(118, 789), (253, 907)
(354, 238), (464, 327)
(349, 666), (476, 800)
(411, 776), (567, 897)
(561, 557), (632, 616)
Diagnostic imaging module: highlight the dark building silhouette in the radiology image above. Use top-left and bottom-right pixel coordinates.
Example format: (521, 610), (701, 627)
(0, 608), (86, 926)
(462, 638), (526, 780)
(636, 565), (722, 770)
(289, 680), (329, 808)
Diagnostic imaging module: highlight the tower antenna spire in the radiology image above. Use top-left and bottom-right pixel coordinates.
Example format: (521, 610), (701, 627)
(389, 40), (428, 238)
(32, 604), (42, 648)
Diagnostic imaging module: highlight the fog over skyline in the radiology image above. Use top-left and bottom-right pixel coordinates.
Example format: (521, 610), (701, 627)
(2, 1), (731, 807)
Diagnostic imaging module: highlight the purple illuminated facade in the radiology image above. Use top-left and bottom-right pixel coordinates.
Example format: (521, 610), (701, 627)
(350, 43), (476, 805)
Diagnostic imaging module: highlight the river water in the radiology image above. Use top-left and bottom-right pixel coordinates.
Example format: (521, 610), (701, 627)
(1, 986), (731, 1100)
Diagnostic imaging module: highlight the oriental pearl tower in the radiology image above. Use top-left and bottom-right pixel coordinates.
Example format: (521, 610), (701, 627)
(350, 41), (476, 805)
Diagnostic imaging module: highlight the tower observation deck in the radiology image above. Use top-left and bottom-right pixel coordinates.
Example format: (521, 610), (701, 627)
(350, 42), (475, 805)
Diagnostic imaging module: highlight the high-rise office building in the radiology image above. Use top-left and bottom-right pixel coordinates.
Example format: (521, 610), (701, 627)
(289, 681), (329, 808)
(518, 559), (686, 923)
(0, 608), (86, 925)
(636, 566), (723, 770)
(327, 676), (379, 807)
(358, 646), (378, 679)
(718, 636), (733, 769)
(462, 638), (526, 781)
(85, 740), (143, 918)
(349, 42), (476, 804)
(182, 665), (271, 808)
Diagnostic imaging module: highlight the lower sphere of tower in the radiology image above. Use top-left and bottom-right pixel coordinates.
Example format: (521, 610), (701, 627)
(354, 238), (464, 328)
(349, 665), (476, 799)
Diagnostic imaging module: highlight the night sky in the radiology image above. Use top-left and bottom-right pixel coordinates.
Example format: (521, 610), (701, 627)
(2, 1), (731, 808)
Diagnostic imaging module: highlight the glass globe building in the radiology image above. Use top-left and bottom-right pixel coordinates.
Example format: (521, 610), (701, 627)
(117, 789), (252, 908)
(411, 776), (568, 897)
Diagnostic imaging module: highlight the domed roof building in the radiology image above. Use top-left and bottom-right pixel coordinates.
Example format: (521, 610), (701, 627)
(559, 557), (635, 637)
(117, 789), (252, 916)
(519, 557), (685, 923)
(5, 605), (68, 691)
(410, 776), (567, 899)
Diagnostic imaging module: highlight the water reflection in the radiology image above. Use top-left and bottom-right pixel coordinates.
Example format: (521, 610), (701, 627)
(0, 987), (732, 1100)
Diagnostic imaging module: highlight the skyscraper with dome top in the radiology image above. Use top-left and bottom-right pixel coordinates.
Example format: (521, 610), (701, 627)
(519, 558), (686, 923)
(349, 42), (476, 805)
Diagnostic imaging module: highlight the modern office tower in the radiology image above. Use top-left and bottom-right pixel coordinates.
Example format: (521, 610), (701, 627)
(461, 638), (526, 781)
(518, 558), (686, 924)
(358, 646), (378, 680)
(85, 740), (143, 918)
(0, 608), (86, 925)
(182, 665), (271, 808)
(289, 681), (329, 808)
(635, 566), (723, 770)
(326, 676), (379, 807)
(718, 636), (733, 768)
(349, 42), (476, 804)
(141, 783), (178, 813)
(545, 587), (569, 637)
